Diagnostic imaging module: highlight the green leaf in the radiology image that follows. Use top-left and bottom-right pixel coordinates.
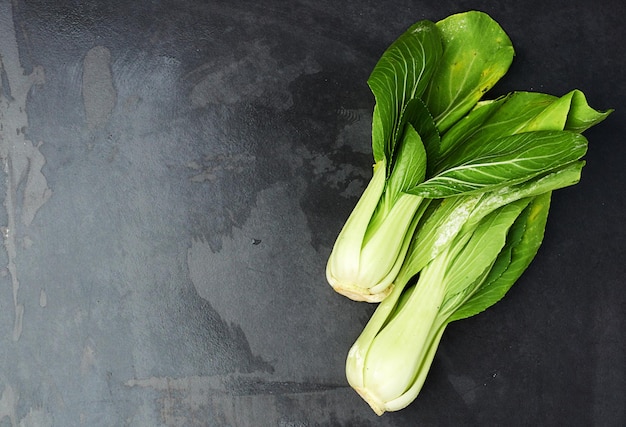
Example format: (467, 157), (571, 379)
(369, 20), (442, 163)
(411, 130), (588, 198)
(423, 11), (515, 133)
(437, 92), (561, 170)
(395, 98), (440, 173)
(384, 123), (427, 204)
(401, 194), (483, 276)
(448, 192), (552, 321)
(437, 97), (507, 161)
(564, 89), (614, 132)
(438, 90), (612, 170)
(431, 89), (610, 183)
(521, 92), (577, 132)
(441, 198), (530, 305)
(401, 161), (582, 289)
(457, 161), (583, 236)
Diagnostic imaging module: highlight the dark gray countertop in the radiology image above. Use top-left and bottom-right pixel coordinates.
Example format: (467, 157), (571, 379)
(0, 1), (623, 425)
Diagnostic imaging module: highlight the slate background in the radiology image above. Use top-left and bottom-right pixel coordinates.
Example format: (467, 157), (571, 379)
(0, 0), (624, 426)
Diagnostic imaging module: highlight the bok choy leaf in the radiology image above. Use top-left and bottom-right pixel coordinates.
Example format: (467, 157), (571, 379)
(423, 11), (515, 133)
(412, 130), (588, 198)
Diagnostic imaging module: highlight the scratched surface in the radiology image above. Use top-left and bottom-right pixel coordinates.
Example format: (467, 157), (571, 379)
(0, 1), (624, 426)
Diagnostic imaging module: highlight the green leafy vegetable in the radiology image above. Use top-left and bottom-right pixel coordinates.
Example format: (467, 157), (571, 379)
(325, 9), (613, 416)
(326, 11), (515, 302)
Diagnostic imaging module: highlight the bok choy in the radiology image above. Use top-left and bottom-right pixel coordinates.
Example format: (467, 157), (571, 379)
(325, 10), (613, 415)
(326, 11), (515, 302)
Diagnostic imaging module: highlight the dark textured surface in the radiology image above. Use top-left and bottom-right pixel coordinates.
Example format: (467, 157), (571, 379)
(0, 1), (623, 425)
